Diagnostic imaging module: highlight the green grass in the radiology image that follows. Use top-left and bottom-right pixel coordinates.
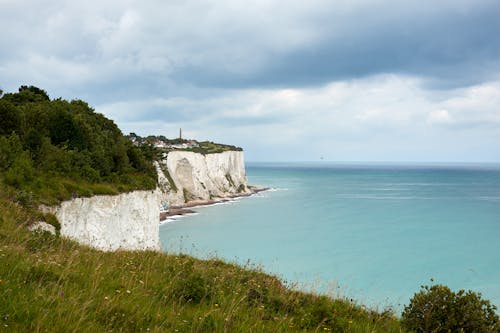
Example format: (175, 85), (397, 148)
(0, 192), (403, 332)
(183, 141), (243, 155)
(1, 171), (156, 207)
(225, 174), (235, 188)
(160, 165), (178, 193)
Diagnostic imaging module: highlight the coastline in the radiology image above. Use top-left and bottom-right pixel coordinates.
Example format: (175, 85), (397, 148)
(159, 185), (269, 221)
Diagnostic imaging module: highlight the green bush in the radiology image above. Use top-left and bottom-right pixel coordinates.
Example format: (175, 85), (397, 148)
(0, 85), (157, 203)
(171, 271), (212, 304)
(0, 99), (20, 135)
(402, 284), (500, 333)
(4, 151), (35, 187)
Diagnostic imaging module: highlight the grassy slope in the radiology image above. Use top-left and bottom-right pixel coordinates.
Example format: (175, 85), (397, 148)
(0, 193), (403, 332)
(9, 172), (156, 207)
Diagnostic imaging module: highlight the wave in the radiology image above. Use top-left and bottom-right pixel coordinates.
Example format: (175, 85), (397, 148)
(267, 187), (288, 192)
(335, 194), (436, 200)
(368, 188), (413, 191)
(383, 182), (461, 186)
(160, 212), (199, 225)
(477, 196), (500, 202)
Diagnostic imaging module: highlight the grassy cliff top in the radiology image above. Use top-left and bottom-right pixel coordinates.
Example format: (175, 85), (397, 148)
(184, 141), (243, 154)
(127, 134), (243, 155)
(0, 193), (402, 332)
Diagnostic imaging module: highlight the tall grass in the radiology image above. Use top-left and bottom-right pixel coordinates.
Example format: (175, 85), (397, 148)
(0, 196), (403, 332)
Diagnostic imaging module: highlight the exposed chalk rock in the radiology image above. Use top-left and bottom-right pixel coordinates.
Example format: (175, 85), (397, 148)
(157, 151), (250, 206)
(46, 190), (160, 251)
(39, 150), (250, 251)
(28, 221), (56, 235)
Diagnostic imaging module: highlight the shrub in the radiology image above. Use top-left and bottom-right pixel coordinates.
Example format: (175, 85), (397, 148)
(43, 213), (61, 232)
(401, 284), (500, 333)
(171, 271), (212, 304)
(14, 190), (36, 208)
(4, 151), (35, 187)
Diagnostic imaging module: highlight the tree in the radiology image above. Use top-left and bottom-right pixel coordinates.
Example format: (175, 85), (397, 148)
(2, 85), (50, 105)
(0, 100), (20, 135)
(0, 133), (23, 170)
(4, 151), (35, 187)
(0, 85), (157, 189)
(18, 85), (50, 101)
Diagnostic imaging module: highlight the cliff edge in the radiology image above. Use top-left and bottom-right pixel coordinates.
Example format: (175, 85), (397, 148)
(40, 150), (251, 251)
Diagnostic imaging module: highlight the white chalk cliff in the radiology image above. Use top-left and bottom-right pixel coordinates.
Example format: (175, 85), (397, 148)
(43, 190), (161, 251)
(42, 150), (249, 251)
(157, 150), (250, 207)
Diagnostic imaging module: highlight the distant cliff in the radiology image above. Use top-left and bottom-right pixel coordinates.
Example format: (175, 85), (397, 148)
(157, 150), (250, 207)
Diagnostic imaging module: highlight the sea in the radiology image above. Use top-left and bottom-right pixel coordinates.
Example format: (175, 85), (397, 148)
(159, 162), (500, 311)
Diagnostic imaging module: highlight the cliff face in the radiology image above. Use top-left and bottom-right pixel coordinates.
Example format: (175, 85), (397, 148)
(44, 150), (249, 251)
(46, 190), (160, 251)
(157, 150), (250, 206)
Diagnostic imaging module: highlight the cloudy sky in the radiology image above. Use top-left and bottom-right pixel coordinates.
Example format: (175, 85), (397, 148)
(1, 0), (500, 162)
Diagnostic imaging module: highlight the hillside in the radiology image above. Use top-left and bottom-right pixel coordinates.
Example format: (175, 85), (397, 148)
(0, 86), (157, 207)
(0, 193), (402, 332)
(0, 86), (403, 331)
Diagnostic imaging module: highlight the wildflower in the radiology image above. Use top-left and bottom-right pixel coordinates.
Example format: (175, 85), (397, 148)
(59, 291), (64, 296)
(104, 296), (109, 300)
(214, 303), (219, 307)
(126, 290), (131, 294)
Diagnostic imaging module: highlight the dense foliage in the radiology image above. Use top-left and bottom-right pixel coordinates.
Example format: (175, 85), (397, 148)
(0, 86), (156, 204)
(401, 284), (500, 333)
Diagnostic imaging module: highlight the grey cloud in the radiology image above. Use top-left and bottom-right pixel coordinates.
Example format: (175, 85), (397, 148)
(2, 0), (499, 100)
(1, 0), (500, 162)
(212, 114), (284, 127)
(174, 0), (500, 89)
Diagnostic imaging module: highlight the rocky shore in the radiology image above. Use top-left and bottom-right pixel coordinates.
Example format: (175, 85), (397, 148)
(160, 186), (269, 221)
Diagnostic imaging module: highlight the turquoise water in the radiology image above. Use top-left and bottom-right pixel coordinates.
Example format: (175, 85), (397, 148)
(159, 163), (500, 311)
